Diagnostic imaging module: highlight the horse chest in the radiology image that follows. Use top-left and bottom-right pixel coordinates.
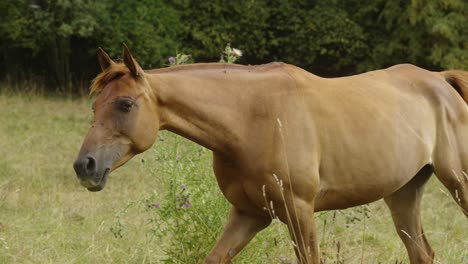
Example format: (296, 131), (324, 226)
(212, 154), (267, 213)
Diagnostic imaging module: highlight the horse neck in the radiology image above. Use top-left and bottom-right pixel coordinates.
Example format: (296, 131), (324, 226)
(148, 70), (245, 155)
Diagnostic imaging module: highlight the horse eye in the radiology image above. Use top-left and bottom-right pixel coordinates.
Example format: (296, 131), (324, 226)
(117, 100), (133, 113)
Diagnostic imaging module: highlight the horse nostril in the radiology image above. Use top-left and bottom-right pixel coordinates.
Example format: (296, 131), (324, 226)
(85, 156), (97, 174)
(73, 156), (97, 177)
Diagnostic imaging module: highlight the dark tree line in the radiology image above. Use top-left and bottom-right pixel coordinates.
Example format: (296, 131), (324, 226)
(1, 0), (466, 93)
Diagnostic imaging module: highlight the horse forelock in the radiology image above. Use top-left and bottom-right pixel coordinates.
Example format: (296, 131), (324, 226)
(89, 63), (129, 96)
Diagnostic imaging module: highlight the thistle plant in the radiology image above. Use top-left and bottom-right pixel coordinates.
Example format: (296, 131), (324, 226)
(124, 133), (230, 263)
(219, 43), (242, 63)
(168, 53), (193, 66)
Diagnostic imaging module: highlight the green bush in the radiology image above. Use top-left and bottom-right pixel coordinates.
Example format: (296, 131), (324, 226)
(1, 0), (466, 92)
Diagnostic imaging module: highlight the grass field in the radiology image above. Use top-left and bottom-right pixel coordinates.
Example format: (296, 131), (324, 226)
(0, 92), (466, 263)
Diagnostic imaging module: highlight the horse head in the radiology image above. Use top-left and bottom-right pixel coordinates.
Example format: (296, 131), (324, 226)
(73, 45), (160, 191)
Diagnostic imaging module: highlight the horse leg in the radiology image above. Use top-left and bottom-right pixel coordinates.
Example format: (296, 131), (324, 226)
(205, 206), (271, 263)
(433, 165), (468, 217)
(434, 167), (468, 217)
(278, 198), (319, 264)
(433, 134), (468, 217)
(384, 165), (434, 264)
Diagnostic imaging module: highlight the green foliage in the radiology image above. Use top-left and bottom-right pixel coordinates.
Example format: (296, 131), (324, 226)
(96, 0), (184, 69)
(173, 1), (368, 75)
(0, 0), (106, 91)
(299, 1), (368, 75)
(0, 0), (183, 92)
(171, 1), (271, 63)
(346, 0), (468, 71)
(0, 0), (467, 92)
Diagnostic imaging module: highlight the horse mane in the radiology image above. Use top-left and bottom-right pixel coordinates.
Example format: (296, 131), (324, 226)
(89, 63), (129, 96)
(145, 62), (285, 74)
(89, 62), (286, 96)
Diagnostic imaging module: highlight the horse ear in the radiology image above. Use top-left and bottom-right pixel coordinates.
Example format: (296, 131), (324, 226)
(97, 47), (114, 71)
(122, 43), (143, 78)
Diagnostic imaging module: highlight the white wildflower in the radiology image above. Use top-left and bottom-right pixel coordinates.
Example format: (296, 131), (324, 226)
(232, 48), (242, 57)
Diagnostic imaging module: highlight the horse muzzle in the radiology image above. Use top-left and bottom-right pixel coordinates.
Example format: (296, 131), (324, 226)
(73, 155), (110, 192)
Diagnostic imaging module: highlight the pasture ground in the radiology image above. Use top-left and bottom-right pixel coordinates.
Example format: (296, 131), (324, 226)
(0, 92), (466, 263)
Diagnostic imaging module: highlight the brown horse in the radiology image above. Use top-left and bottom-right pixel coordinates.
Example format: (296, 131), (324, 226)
(73, 45), (468, 264)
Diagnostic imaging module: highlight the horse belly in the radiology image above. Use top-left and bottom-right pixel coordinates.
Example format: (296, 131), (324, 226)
(313, 125), (434, 211)
(314, 175), (406, 211)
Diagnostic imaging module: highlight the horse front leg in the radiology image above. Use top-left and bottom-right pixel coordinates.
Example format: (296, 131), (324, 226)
(278, 197), (320, 264)
(205, 206), (271, 263)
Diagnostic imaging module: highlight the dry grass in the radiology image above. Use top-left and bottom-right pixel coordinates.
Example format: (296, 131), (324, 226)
(0, 93), (163, 263)
(0, 92), (466, 263)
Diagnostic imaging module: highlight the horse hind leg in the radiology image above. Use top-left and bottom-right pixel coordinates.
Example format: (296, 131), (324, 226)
(435, 167), (468, 217)
(384, 165), (434, 264)
(432, 138), (468, 217)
